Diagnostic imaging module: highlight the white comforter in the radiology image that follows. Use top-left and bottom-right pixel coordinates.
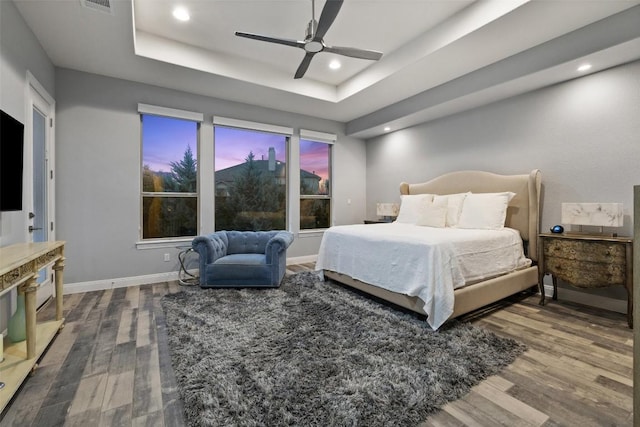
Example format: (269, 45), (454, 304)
(315, 223), (531, 330)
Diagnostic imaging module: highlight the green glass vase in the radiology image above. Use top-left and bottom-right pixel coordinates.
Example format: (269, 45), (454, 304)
(8, 293), (26, 343)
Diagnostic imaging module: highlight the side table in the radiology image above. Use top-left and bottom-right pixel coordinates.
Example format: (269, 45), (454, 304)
(538, 233), (633, 328)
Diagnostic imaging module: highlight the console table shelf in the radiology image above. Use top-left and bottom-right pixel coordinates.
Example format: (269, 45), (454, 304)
(0, 241), (66, 414)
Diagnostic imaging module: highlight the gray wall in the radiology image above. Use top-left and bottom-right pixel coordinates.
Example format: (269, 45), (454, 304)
(366, 60), (640, 300)
(55, 69), (366, 284)
(0, 0), (55, 247)
(0, 0), (56, 331)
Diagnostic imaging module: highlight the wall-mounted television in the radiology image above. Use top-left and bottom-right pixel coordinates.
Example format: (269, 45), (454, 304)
(0, 109), (25, 211)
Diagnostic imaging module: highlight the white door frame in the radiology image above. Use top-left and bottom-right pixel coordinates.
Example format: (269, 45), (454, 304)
(24, 71), (56, 307)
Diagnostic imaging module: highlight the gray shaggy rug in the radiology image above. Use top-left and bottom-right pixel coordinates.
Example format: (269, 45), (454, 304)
(161, 271), (526, 427)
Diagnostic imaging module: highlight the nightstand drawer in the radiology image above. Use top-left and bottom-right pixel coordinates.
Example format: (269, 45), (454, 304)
(544, 257), (627, 287)
(543, 239), (626, 264)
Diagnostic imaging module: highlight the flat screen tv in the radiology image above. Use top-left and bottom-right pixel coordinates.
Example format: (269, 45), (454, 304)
(0, 109), (25, 211)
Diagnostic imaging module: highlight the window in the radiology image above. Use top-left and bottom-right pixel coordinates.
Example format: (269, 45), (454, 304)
(140, 105), (201, 239)
(300, 130), (334, 230)
(214, 123), (290, 231)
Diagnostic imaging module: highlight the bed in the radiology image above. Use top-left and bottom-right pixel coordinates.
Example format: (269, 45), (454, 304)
(316, 169), (542, 330)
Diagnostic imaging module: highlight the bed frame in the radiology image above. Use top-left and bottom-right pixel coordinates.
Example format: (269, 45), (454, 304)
(324, 169), (542, 321)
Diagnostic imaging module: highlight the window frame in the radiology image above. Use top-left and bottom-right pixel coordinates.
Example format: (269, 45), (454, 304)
(138, 104), (203, 244)
(213, 116), (293, 232)
(299, 129), (335, 231)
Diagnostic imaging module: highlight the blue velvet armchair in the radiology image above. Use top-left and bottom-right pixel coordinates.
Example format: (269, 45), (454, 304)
(192, 230), (294, 288)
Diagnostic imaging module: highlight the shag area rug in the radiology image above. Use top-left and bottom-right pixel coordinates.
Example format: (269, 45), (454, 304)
(161, 271), (526, 427)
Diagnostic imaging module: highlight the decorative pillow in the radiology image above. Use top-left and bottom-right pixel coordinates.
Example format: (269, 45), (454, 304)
(416, 200), (448, 227)
(456, 192), (516, 230)
(433, 192), (469, 227)
(395, 194), (434, 224)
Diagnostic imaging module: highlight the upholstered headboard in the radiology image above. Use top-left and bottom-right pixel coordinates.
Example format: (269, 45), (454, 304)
(400, 170), (541, 261)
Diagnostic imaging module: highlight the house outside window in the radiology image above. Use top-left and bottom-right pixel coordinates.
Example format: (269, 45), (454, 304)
(214, 120), (291, 231)
(300, 129), (334, 230)
(139, 104), (202, 239)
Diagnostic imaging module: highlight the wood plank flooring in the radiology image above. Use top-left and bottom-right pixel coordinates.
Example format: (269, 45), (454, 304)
(0, 262), (633, 426)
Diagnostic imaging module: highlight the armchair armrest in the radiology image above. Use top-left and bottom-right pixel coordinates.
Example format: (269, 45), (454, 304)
(265, 231), (294, 265)
(192, 234), (227, 263)
(192, 233), (228, 281)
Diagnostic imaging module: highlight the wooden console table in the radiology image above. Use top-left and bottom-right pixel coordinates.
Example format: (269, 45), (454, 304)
(538, 233), (632, 328)
(0, 241), (66, 413)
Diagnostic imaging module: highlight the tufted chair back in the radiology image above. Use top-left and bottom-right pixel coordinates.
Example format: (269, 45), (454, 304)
(225, 231), (275, 255)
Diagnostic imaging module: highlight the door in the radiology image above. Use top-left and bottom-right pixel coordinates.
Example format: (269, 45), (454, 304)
(26, 73), (56, 309)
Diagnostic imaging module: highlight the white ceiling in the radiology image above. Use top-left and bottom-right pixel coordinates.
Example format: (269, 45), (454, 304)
(13, 0), (640, 138)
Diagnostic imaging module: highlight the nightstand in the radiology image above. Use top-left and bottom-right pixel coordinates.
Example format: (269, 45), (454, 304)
(538, 233), (633, 328)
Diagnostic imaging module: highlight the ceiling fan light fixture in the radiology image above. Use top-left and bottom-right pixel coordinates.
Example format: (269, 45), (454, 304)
(329, 59), (341, 70)
(305, 40), (324, 53)
(172, 7), (190, 22)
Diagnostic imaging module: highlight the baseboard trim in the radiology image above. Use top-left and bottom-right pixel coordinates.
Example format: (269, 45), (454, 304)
(65, 257), (318, 294)
(287, 255), (317, 265)
(543, 284), (626, 314)
(64, 270), (186, 295)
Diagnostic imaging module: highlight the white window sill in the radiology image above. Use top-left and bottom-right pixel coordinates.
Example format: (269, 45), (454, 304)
(297, 229), (327, 238)
(136, 238), (193, 250)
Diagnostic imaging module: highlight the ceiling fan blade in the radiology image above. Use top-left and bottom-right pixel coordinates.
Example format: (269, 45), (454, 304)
(314, 0), (343, 41)
(294, 52), (316, 79)
(235, 32), (305, 49)
(324, 45), (383, 60)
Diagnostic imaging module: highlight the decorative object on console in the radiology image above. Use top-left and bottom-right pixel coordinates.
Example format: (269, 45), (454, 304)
(8, 293), (26, 342)
(550, 225), (564, 233)
(376, 202), (399, 222)
(561, 202), (624, 234)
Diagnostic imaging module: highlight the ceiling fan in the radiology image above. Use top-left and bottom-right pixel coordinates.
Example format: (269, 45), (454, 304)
(235, 0), (383, 79)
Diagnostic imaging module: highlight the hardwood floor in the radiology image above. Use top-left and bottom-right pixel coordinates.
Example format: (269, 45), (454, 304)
(1, 262), (633, 426)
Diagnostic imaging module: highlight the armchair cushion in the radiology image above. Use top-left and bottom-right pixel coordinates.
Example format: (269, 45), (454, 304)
(192, 230), (294, 288)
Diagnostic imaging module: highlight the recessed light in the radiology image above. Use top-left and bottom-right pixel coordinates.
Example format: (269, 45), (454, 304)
(384, 127), (391, 132)
(329, 60), (341, 70)
(577, 63), (592, 72)
(173, 7), (190, 22)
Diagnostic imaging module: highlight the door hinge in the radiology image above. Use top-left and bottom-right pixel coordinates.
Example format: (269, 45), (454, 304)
(50, 221), (54, 231)
(50, 170), (53, 179)
(50, 118), (53, 127)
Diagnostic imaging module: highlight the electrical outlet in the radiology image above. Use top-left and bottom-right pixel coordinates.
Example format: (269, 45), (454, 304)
(164, 253), (170, 262)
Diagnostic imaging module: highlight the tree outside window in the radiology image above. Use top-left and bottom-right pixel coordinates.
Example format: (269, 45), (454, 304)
(214, 127), (288, 231)
(141, 114), (198, 239)
(300, 139), (331, 229)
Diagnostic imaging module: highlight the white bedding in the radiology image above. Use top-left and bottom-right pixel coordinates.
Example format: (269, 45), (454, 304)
(315, 223), (532, 330)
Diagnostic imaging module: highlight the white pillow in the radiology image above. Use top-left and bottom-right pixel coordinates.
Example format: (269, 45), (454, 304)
(416, 200), (448, 227)
(433, 193), (469, 227)
(395, 194), (434, 224)
(457, 192), (516, 230)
